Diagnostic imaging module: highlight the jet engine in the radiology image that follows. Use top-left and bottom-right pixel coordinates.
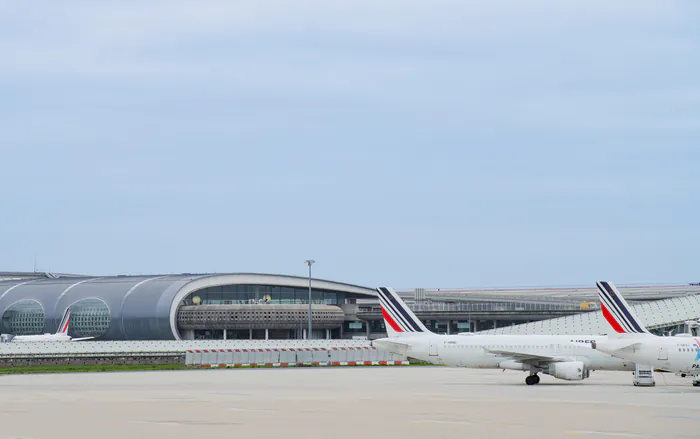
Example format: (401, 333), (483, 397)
(545, 361), (591, 381)
(547, 361), (588, 381)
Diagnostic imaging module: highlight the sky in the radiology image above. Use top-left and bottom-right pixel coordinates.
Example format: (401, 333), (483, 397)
(1, 1), (698, 289)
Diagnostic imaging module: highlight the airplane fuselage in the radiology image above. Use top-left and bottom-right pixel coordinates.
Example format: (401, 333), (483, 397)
(7, 334), (73, 342)
(376, 333), (634, 372)
(596, 335), (700, 375)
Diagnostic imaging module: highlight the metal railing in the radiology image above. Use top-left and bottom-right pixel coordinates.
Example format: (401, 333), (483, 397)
(184, 299), (337, 306)
(360, 301), (587, 313)
(411, 301), (584, 312)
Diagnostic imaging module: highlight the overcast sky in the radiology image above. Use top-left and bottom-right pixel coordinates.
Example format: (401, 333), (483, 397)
(1, 1), (698, 289)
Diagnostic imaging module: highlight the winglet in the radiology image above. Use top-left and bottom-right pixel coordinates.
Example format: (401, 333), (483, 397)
(56, 307), (71, 335)
(376, 287), (430, 337)
(596, 281), (649, 334)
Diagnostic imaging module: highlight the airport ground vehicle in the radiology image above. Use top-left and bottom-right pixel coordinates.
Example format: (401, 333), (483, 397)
(633, 363), (655, 386)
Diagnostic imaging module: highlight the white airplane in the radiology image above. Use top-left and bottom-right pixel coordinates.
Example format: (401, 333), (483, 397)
(372, 286), (635, 385)
(3, 308), (94, 342)
(592, 280), (700, 386)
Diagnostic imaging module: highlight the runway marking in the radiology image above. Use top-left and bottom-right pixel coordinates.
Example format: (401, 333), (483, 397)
(129, 420), (241, 426)
(228, 407), (277, 413)
(655, 415), (700, 421)
(422, 396), (693, 410)
(565, 431), (647, 437)
(414, 420), (475, 425)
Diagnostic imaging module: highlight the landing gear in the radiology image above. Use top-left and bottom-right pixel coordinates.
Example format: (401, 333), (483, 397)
(525, 374), (540, 385)
(692, 380), (700, 387)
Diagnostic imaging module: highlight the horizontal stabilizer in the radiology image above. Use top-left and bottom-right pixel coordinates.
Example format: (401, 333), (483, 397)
(373, 339), (410, 355)
(608, 341), (642, 352)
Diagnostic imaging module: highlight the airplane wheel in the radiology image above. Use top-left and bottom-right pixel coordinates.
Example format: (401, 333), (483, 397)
(525, 375), (537, 385)
(692, 382), (700, 387)
(533, 375), (540, 384)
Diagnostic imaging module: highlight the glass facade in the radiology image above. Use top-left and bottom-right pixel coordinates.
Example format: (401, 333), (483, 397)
(68, 298), (111, 338)
(2, 300), (45, 335)
(182, 284), (344, 306)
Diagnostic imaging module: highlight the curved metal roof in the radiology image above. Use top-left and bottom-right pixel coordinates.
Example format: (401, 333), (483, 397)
(0, 273), (375, 340)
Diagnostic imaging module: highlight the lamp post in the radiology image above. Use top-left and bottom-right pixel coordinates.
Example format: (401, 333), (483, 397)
(304, 260), (315, 340)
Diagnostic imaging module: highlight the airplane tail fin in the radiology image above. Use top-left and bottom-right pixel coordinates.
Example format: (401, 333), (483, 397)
(376, 287), (431, 337)
(596, 281), (650, 335)
(56, 307), (71, 336)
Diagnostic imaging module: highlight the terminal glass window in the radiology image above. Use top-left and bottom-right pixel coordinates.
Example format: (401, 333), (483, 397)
(2, 300), (45, 335)
(183, 285), (343, 306)
(68, 298), (111, 338)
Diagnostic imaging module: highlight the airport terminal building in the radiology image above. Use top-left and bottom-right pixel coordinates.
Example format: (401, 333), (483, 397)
(2, 272), (698, 341)
(0, 273), (376, 340)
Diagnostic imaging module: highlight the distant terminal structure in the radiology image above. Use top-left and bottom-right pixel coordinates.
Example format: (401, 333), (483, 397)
(1, 272), (698, 340)
(358, 284), (700, 338)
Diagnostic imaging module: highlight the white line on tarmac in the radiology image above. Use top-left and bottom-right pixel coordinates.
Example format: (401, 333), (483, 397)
(128, 420), (241, 426)
(655, 414), (700, 421)
(421, 396), (694, 411)
(414, 420), (475, 425)
(228, 407), (277, 412)
(565, 431), (647, 437)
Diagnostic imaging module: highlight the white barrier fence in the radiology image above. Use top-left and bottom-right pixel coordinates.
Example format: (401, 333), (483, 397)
(0, 340), (409, 367)
(186, 346), (408, 367)
(0, 340), (378, 355)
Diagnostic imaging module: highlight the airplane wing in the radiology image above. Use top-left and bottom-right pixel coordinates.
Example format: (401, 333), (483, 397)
(485, 348), (559, 363)
(71, 337), (95, 342)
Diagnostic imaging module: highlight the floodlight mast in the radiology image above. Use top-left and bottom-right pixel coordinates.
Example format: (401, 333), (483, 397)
(304, 260), (315, 339)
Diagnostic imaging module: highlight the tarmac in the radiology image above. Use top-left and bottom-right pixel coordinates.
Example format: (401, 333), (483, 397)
(0, 367), (698, 439)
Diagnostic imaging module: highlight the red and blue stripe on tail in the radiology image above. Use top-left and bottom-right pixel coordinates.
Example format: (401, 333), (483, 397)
(376, 287), (430, 337)
(56, 307), (71, 336)
(596, 281), (649, 334)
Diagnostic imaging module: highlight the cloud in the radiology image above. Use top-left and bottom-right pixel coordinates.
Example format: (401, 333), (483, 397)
(1, 1), (698, 148)
(0, 0), (692, 82)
